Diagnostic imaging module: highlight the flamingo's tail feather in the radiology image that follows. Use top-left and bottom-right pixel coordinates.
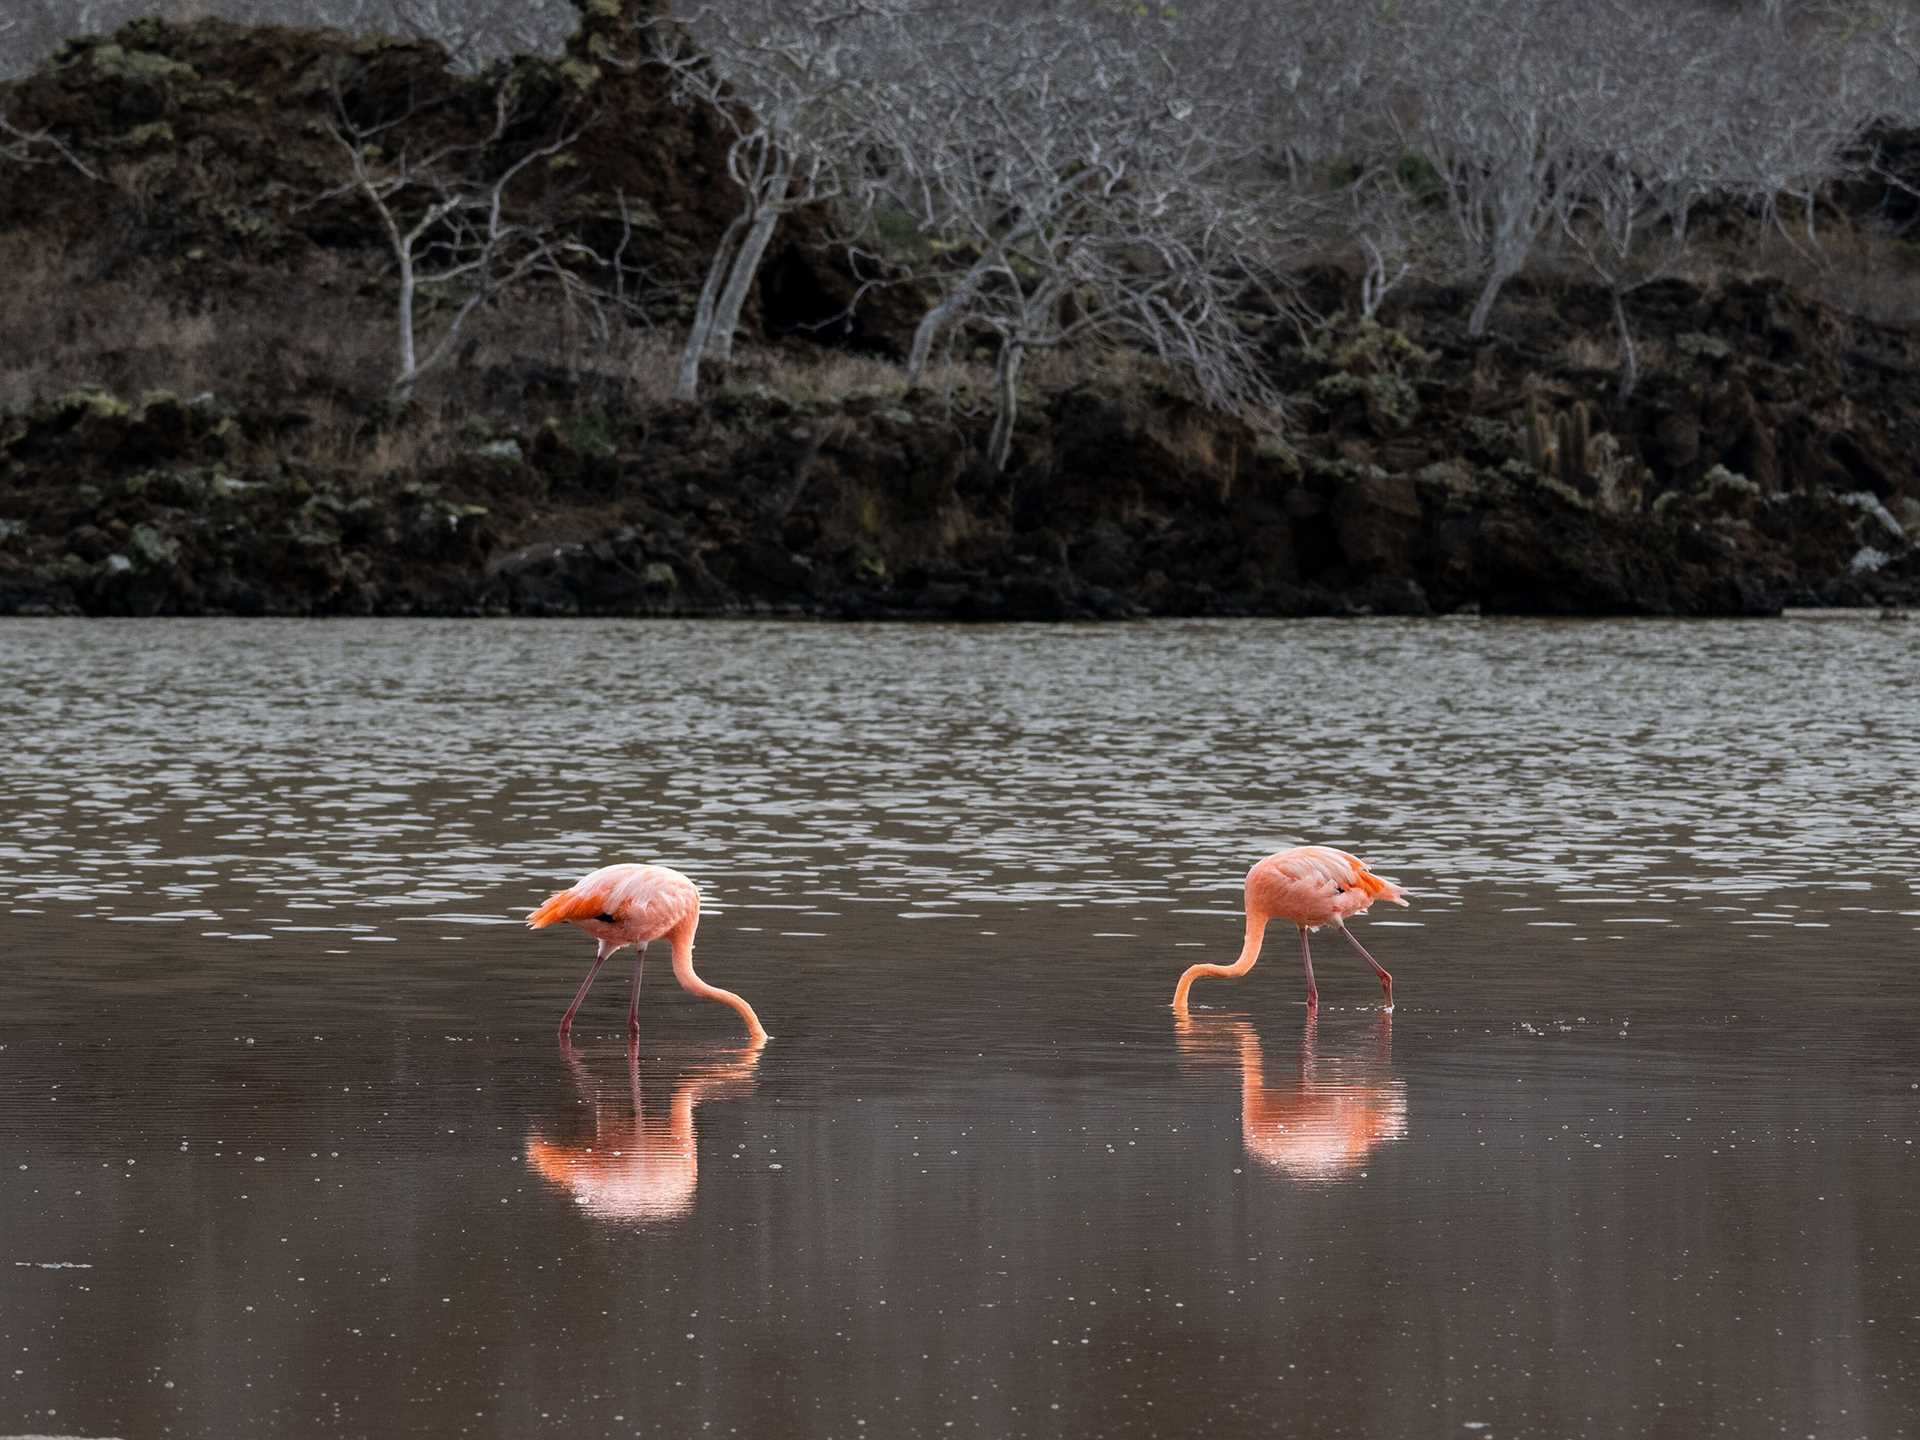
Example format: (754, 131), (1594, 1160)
(526, 883), (610, 929)
(1353, 865), (1410, 908)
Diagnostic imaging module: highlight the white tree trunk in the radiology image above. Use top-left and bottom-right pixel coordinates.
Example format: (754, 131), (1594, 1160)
(705, 198), (782, 363)
(1466, 259), (1515, 338)
(1611, 289), (1639, 403)
(907, 250), (1000, 386)
(676, 212), (750, 402)
(988, 339), (1025, 472)
(395, 253), (419, 395)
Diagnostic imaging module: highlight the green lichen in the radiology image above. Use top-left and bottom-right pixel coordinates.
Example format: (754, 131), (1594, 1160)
(56, 386), (131, 421)
(556, 58), (599, 91)
(1677, 333), (1732, 362)
(1306, 315), (1430, 376)
(1314, 372), (1369, 403)
(215, 204), (275, 240)
(548, 413), (618, 459)
(1703, 463), (1758, 498)
(1305, 455), (1390, 487)
(121, 122), (175, 150)
(1314, 371), (1418, 428)
(1253, 436), (1302, 479)
(127, 524), (180, 569)
(1328, 320), (1429, 376)
(1464, 415), (1513, 455)
(90, 44), (198, 84)
(1415, 460), (1474, 492)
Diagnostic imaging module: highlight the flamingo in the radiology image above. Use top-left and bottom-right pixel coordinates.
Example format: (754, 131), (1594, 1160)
(1176, 1012), (1405, 1182)
(526, 1042), (761, 1223)
(1173, 846), (1407, 1014)
(526, 863), (767, 1044)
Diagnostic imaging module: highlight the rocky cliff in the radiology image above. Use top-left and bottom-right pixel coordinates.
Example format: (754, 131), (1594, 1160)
(1, 15), (1916, 618)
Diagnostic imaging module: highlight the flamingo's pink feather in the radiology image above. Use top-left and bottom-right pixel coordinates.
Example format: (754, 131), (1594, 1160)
(1248, 846), (1409, 930)
(526, 863), (698, 942)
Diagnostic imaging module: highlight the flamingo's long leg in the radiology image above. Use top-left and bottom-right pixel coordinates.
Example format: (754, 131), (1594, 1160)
(558, 942), (614, 1042)
(627, 942), (648, 1040)
(1338, 920), (1394, 1011)
(1299, 926), (1319, 1011)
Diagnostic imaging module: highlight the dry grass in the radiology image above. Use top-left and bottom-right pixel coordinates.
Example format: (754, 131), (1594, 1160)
(719, 342), (992, 410)
(1673, 220), (1920, 328)
(1559, 332), (1618, 372)
(1024, 343), (1170, 393)
(0, 236), (400, 413)
(1771, 225), (1920, 328)
(617, 330), (683, 411)
(734, 345), (910, 405)
(1559, 329), (1673, 380)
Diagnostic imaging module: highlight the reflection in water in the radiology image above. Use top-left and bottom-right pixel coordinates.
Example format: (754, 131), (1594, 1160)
(525, 1043), (761, 1223)
(4, 618), (1917, 1438)
(1178, 1012), (1406, 1182)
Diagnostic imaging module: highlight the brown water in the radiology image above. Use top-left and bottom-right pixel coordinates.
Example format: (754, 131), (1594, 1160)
(2, 617), (1916, 1439)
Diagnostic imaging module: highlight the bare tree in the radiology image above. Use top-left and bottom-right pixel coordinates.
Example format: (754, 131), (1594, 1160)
(1540, 7), (1740, 397)
(643, 0), (898, 401)
(1382, 0), (1644, 338)
(385, 0), (575, 71)
(1710, 4), (1880, 249)
(851, 4), (1293, 469)
(1338, 167), (1443, 323)
(316, 73), (630, 397)
(0, 107), (102, 180)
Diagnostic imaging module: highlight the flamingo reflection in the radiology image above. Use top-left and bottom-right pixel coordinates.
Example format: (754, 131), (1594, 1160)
(1176, 1012), (1405, 1182)
(526, 1042), (760, 1223)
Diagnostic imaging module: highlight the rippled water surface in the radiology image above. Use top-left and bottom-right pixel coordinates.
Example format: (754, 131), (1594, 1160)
(2, 617), (1916, 1438)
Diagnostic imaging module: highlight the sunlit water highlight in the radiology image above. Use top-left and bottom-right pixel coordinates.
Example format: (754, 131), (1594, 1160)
(2, 617), (1916, 1438)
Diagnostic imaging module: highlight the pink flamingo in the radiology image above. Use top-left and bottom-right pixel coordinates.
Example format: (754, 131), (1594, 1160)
(1173, 846), (1408, 1014)
(527, 863), (767, 1044)
(526, 1042), (761, 1223)
(1175, 1012), (1406, 1181)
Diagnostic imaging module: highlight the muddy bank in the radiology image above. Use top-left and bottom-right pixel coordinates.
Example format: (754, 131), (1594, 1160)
(3, 312), (1915, 621)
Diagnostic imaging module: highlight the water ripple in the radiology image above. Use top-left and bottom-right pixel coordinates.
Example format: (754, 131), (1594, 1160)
(1, 617), (1915, 939)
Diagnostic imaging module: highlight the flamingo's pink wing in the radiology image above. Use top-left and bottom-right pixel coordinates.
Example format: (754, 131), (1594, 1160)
(604, 867), (698, 939)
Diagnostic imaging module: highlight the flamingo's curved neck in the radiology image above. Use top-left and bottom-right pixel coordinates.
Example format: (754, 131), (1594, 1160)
(670, 930), (768, 1044)
(1173, 913), (1268, 1011)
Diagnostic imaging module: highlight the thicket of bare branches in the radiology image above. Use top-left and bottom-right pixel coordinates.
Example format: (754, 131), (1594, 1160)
(313, 72), (651, 397)
(645, 0), (894, 401)
(642, 0), (1916, 432)
(841, 3), (1298, 467)
(7, 0), (1920, 438)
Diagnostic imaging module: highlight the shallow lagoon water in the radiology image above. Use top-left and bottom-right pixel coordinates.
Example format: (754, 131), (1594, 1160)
(1, 616), (1916, 1438)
